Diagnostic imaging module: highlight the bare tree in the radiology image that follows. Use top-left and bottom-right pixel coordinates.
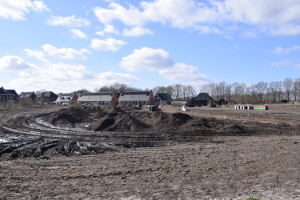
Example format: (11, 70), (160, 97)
(172, 84), (183, 100)
(268, 81), (282, 103)
(293, 78), (300, 101)
(186, 85), (196, 100)
(283, 78), (293, 101)
(75, 89), (90, 93)
(255, 82), (267, 103)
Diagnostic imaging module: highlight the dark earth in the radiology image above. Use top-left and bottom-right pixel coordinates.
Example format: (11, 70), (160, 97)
(0, 104), (299, 199)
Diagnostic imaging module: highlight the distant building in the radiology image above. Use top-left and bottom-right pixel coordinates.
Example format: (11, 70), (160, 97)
(0, 87), (14, 104)
(6, 90), (20, 103)
(42, 91), (58, 103)
(118, 91), (155, 106)
(156, 93), (173, 105)
(20, 92), (36, 103)
(217, 98), (228, 106)
(187, 93), (215, 106)
(55, 93), (78, 105)
(77, 92), (119, 105)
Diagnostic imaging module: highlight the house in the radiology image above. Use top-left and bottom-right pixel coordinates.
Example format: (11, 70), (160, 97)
(42, 91), (58, 103)
(0, 87), (14, 103)
(118, 91), (155, 106)
(156, 93), (173, 106)
(20, 92), (37, 103)
(55, 93), (78, 105)
(187, 93), (215, 106)
(77, 92), (119, 105)
(217, 98), (228, 106)
(6, 89), (20, 103)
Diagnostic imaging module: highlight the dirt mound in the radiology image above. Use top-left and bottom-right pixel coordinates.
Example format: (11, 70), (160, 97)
(171, 113), (193, 125)
(188, 117), (223, 129)
(47, 106), (89, 126)
(90, 110), (150, 132)
(121, 106), (142, 112)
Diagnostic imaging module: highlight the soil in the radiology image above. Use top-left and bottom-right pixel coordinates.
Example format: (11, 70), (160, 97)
(0, 104), (299, 199)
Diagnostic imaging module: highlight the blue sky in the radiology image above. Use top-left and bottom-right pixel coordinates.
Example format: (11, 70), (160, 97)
(0, 0), (300, 93)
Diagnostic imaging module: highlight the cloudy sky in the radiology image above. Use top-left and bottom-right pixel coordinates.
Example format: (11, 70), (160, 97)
(0, 0), (300, 93)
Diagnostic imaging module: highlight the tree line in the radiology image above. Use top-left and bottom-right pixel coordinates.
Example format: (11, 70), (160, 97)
(200, 77), (300, 104)
(75, 77), (300, 104)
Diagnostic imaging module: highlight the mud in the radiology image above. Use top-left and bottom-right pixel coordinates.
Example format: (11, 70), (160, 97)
(0, 105), (299, 199)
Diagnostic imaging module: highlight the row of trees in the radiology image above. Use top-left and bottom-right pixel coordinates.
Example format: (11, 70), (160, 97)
(200, 78), (300, 104)
(75, 77), (300, 104)
(152, 84), (196, 100)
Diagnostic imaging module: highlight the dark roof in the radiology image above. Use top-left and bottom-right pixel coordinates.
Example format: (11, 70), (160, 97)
(156, 93), (173, 101)
(6, 90), (19, 97)
(59, 93), (74, 96)
(120, 91), (151, 96)
(20, 92), (35, 98)
(43, 91), (58, 98)
(0, 87), (13, 96)
(192, 93), (214, 101)
(81, 92), (113, 96)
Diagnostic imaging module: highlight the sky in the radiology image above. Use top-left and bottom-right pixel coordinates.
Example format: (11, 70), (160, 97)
(0, 0), (300, 93)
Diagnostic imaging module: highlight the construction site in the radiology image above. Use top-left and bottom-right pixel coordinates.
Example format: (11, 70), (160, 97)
(0, 104), (299, 199)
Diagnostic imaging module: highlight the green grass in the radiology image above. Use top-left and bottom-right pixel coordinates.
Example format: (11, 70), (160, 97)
(247, 197), (261, 200)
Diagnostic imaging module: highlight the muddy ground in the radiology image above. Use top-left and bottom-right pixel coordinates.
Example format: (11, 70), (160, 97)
(0, 104), (299, 199)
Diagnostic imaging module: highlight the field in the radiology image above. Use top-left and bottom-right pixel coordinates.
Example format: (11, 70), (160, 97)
(0, 104), (299, 199)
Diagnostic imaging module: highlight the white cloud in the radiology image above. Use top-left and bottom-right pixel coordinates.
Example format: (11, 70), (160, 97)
(270, 60), (293, 67)
(270, 46), (300, 54)
(158, 63), (208, 82)
(120, 47), (173, 72)
(47, 15), (90, 27)
(96, 71), (140, 86)
(293, 64), (300, 69)
(39, 62), (94, 80)
(1, 61), (140, 93)
(70, 29), (89, 39)
(89, 38), (126, 51)
(96, 24), (120, 36)
(42, 44), (90, 60)
(93, 3), (146, 26)
(0, 0), (49, 20)
(104, 24), (119, 35)
(269, 24), (300, 36)
(24, 49), (49, 62)
(123, 27), (153, 37)
(0, 55), (33, 71)
(120, 47), (214, 86)
(93, 0), (300, 36)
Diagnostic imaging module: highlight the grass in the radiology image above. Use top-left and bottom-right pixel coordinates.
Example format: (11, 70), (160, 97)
(246, 197), (261, 200)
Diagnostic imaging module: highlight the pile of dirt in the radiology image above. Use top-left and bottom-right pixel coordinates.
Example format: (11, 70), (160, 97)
(47, 106), (90, 126)
(44, 106), (252, 134)
(89, 108), (150, 132)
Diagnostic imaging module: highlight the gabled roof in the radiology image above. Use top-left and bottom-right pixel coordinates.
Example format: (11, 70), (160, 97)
(120, 91), (150, 96)
(81, 92), (113, 96)
(43, 91), (58, 98)
(192, 93), (214, 101)
(78, 92), (114, 102)
(6, 90), (19, 97)
(20, 92), (35, 98)
(0, 87), (13, 96)
(156, 93), (173, 101)
(119, 91), (151, 102)
(59, 93), (74, 97)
